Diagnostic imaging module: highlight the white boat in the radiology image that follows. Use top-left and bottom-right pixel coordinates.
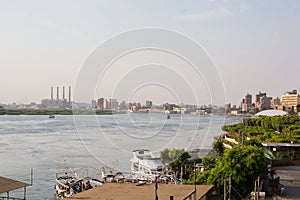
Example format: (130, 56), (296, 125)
(113, 172), (126, 183)
(101, 168), (125, 183)
(55, 167), (103, 199)
(130, 149), (164, 182)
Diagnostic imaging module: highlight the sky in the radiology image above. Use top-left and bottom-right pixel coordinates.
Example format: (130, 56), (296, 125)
(0, 0), (299, 106)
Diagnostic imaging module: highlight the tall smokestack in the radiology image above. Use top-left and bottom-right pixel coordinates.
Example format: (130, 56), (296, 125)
(57, 86), (59, 100)
(63, 86), (65, 100)
(51, 87), (53, 100)
(69, 86), (71, 103)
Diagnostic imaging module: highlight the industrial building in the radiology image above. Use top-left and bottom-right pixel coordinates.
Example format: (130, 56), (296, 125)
(40, 86), (72, 109)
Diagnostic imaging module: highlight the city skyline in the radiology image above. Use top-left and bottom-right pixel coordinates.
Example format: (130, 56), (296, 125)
(1, 1), (299, 105)
(1, 85), (299, 108)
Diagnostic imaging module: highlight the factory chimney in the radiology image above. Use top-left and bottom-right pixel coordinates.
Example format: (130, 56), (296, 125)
(51, 87), (53, 101)
(63, 86), (65, 100)
(57, 86), (59, 100)
(68, 86), (71, 103)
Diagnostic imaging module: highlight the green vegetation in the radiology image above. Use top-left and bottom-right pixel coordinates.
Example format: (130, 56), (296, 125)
(0, 108), (125, 115)
(222, 116), (300, 143)
(181, 146), (267, 196)
(209, 146), (267, 195)
(170, 116), (300, 196)
(160, 148), (192, 178)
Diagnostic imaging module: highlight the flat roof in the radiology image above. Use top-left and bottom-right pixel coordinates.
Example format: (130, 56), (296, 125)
(0, 176), (30, 194)
(262, 142), (300, 147)
(68, 183), (214, 200)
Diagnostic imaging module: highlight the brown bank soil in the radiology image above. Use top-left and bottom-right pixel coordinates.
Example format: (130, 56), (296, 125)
(67, 183), (214, 200)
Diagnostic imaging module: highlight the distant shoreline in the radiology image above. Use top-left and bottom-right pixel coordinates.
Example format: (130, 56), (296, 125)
(0, 108), (126, 115)
(0, 108), (252, 117)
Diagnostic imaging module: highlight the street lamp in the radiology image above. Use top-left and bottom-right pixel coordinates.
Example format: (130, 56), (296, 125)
(242, 118), (244, 146)
(194, 162), (197, 199)
(230, 118), (245, 146)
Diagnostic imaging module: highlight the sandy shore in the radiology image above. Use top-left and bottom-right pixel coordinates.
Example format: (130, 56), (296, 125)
(67, 183), (214, 200)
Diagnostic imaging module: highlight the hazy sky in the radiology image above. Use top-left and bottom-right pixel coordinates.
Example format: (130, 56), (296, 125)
(0, 0), (299, 105)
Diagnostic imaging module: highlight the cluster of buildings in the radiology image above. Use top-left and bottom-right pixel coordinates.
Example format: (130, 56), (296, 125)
(237, 89), (300, 114)
(1, 87), (299, 116)
(89, 97), (219, 114)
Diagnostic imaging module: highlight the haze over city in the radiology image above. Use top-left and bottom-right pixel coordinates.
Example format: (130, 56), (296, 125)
(0, 0), (299, 105)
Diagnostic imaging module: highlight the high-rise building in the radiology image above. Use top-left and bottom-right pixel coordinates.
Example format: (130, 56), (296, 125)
(91, 100), (96, 109)
(119, 101), (127, 110)
(224, 103), (231, 113)
(258, 96), (272, 111)
(255, 91), (272, 111)
(241, 93), (253, 112)
(145, 100), (152, 108)
(109, 99), (118, 110)
(281, 90), (300, 112)
(245, 93), (252, 104)
(255, 91), (266, 108)
(271, 97), (281, 109)
(103, 99), (109, 110)
(97, 98), (105, 110)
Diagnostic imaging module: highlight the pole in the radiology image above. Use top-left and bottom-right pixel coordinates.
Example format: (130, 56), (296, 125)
(31, 168), (33, 186)
(194, 162), (197, 200)
(254, 179), (257, 200)
(242, 118), (244, 146)
(224, 180), (226, 200)
(228, 176), (231, 200)
(155, 176), (158, 200)
(24, 187), (26, 200)
(258, 176), (260, 200)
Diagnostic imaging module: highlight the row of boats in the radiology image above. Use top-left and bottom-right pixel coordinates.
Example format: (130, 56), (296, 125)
(55, 149), (177, 198)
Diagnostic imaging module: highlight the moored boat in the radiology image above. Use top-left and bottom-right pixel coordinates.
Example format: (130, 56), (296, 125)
(130, 149), (164, 182)
(55, 166), (103, 199)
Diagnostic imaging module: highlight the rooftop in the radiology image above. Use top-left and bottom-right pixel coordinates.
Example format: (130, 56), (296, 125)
(254, 109), (288, 117)
(68, 183), (214, 200)
(0, 176), (30, 194)
(262, 142), (300, 147)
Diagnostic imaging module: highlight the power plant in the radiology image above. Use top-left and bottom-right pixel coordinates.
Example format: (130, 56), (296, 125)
(41, 86), (72, 108)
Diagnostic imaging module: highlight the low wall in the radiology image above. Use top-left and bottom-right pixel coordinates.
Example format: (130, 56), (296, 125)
(274, 160), (300, 166)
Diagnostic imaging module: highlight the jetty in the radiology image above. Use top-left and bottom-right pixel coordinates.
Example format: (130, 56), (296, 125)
(67, 183), (214, 200)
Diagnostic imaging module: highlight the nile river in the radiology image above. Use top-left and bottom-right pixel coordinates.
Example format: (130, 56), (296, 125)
(0, 113), (242, 199)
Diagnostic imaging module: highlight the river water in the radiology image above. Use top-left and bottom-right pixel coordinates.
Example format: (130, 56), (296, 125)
(0, 113), (242, 199)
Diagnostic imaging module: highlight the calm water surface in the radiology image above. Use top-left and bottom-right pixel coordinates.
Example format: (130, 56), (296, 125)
(0, 113), (242, 199)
